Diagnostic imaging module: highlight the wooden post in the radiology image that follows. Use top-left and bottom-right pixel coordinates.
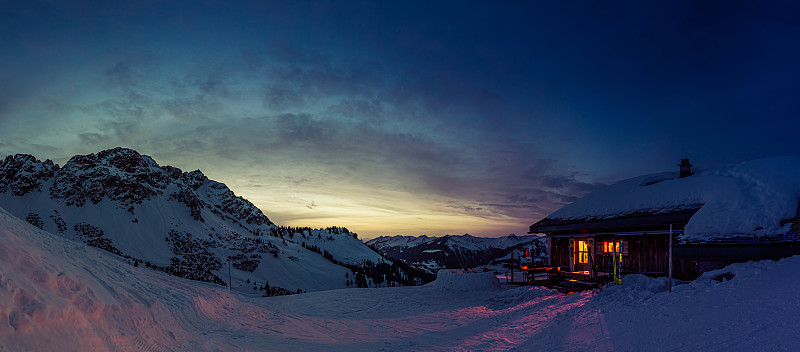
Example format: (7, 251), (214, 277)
(588, 238), (594, 278)
(568, 238), (575, 272)
(228, 258), (232, 290)
(617, 240), (621, 285)
(669, 224), (673, 293)
(510, 249), (514, 284)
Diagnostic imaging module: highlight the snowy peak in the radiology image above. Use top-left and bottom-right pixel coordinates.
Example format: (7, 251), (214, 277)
(52, 148), (176, 207)
(0, 154), (57, 196)
(168, 167), (272, 226)
(0, 147), (419, 293)
(0, 147), (273, 226)
(85, 147), (161, 174)
(366, 234), (430, 249)
(180, 169), (211, 189)
(369, 233), (532, 252)
(367, 234), (546, 274)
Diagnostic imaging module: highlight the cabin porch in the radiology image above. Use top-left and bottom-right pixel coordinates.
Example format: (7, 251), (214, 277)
(517, 266), (616, 292)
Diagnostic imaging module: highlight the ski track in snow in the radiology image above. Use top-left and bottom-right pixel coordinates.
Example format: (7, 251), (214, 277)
(2, 206), (800, 351)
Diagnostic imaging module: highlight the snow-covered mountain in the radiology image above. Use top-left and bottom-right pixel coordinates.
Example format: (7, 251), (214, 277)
(0, 147), (409, 294)
(366, 234), (546, 274)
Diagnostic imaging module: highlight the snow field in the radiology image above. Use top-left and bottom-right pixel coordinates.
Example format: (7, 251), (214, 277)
(2, 206), (800, 351)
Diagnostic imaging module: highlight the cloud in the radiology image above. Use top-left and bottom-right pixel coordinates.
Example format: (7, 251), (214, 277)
(261, 85), (305, 111)
(264, 40), (332, 68)
(93, 74), (598, 230)
(105, 62), (136, 89)
(78, 132), (110, 144)
(326, 99), (384, 123)
(257, 59), (386, 112)
(102, 51), (161, 91)
(0, 6), (619, 236)
(0, 85), (18, 118)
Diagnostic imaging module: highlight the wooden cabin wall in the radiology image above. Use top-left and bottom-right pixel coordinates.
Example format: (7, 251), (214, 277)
(592, 234), (670, 275)
(593, 235), (618, 272)
(550, 237), (570, 267)
(551, 234), (670, 274)
(629, 234), (669, 274)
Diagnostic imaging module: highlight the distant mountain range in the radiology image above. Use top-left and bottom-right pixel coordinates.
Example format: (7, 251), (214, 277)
(366, 234), (547, 274)
(0, 147), (423, 295)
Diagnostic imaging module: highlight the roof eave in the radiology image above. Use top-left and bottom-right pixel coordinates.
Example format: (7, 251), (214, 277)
(529, 209), (701, 236)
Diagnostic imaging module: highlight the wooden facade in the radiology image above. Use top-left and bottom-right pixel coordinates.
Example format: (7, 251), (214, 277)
(529, 161), (800, 282)
(532, 203), (800, 280)
(549, 233), (672, 275)
(531, 210), (698, 279)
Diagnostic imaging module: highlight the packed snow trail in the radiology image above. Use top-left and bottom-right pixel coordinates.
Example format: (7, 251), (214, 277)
(1, 206), (800, 351)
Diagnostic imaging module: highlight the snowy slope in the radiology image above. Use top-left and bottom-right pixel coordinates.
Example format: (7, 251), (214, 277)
(367, 234), (546, 274)
(0, 148), (396, 293)
(3, 206), (800, 351)
(290, 227), (385, 266)
(542, 157), (800, 241)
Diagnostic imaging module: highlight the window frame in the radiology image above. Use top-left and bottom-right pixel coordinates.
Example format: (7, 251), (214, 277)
(577, 240), (589, 264)
(603, 241), (621, 254)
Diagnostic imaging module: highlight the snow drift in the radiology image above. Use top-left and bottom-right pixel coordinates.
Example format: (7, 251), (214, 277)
(427, 269), (501, 293)
(0, 206), (203, 351)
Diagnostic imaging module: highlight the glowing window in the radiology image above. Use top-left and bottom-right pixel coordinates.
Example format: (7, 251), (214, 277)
(577, 240), (588, 264)
(603, 241), (621, 253)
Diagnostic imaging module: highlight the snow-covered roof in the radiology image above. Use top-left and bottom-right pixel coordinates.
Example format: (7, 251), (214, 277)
(534, 157), (800, 241)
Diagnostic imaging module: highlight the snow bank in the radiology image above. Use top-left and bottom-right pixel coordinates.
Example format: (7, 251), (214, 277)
(427, 269), (501, 292)
(597, 274), (670, 305)
(547, 157), (800, 240)
(0, 207), (199, 351)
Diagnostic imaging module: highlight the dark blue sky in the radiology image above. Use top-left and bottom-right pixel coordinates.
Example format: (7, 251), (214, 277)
(1, 1), (798, 238)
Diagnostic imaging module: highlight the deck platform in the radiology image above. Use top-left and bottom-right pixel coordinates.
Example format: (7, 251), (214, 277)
(516, 266), (615, 292)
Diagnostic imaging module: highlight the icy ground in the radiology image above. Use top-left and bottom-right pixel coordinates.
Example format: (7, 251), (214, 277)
(1, 207), (799, 351)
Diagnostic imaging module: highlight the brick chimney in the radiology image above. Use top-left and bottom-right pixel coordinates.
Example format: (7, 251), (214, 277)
(679, 158), (693, 178)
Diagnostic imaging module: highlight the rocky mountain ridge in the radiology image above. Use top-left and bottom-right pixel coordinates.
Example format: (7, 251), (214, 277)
(367, 233), (547, 274)
(2, 147), (271, 226)
(0, 147), (418, 294)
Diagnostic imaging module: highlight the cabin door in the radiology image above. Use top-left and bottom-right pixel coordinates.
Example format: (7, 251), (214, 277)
(574, 238), (590, 272)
